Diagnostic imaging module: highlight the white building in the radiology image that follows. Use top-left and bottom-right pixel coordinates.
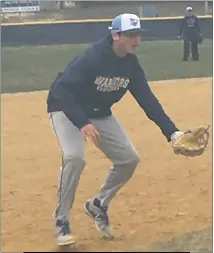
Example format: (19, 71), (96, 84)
(39, 1), (75, 10)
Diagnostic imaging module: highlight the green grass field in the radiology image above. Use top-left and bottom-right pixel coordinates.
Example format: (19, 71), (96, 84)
(1, 39), (212, 93)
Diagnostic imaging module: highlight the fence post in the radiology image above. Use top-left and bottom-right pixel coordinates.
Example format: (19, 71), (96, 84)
(205, 1), (209, 15)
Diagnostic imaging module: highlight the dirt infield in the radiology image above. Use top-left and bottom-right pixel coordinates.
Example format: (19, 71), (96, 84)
(2, 78), (212, 252)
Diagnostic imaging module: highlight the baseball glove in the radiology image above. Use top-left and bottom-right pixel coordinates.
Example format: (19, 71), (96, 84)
(196, 33), (203, 44)
(171, 125), (210, 157)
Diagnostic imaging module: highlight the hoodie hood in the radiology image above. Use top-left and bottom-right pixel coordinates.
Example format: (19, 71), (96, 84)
(92, 34), (129, 61)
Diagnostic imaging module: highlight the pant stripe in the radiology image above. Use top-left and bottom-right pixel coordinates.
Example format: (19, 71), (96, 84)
(50, 113), (64, 211)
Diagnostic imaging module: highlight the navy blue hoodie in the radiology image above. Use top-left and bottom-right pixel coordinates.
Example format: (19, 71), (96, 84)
(47, 35), (179, 141)
(179, 15), (201, 40)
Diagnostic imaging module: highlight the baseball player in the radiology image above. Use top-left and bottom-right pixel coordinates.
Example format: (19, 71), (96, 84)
(46, 13), (204, 246)
(178, 6), (202, 61)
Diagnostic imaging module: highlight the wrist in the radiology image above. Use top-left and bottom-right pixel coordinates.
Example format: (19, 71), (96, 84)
(171, 131), (184, 142)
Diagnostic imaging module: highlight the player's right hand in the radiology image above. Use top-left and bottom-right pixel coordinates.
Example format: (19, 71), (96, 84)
(81, 124), (100, 146)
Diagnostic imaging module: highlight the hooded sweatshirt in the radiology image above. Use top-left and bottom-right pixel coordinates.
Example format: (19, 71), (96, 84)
(179, 14), (201, 40)
(47, 35), (179, 141)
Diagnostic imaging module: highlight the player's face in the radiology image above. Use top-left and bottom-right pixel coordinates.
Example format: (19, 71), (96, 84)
(186, 11), (193, 16)
(119, 32), (141, 54)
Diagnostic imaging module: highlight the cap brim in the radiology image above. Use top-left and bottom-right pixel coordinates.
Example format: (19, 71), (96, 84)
(121, 28), (143, 36)
(109, 27), (143, 35)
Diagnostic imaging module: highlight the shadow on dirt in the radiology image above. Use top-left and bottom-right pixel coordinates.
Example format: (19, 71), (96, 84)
(49, 226), (212, 252)
(51, 244), (88, 252)
(147, 226), (212, 252)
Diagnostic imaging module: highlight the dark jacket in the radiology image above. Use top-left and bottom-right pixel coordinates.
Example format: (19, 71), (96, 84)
(179, 15), (201, 41)
(47, 35), (178, 141)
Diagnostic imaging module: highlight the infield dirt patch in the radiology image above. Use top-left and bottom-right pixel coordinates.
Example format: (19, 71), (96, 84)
(2, 78), (212, 252)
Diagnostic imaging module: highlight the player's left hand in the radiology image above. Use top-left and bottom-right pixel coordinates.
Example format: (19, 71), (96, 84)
(171, 126), (210, 157)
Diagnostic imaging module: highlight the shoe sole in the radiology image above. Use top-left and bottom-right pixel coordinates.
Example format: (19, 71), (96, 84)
(57, 236), (75, 246)
(84, 202), (114, 239)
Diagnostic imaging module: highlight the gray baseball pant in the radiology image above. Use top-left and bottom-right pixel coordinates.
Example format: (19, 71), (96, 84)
(49, 111), (140, 221)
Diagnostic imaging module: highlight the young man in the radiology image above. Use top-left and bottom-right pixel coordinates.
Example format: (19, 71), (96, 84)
(47, 13), (184, 246)
(178, 6), (202, 61)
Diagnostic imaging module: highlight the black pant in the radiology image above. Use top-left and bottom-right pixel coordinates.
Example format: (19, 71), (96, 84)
(183, 39), (199, 61)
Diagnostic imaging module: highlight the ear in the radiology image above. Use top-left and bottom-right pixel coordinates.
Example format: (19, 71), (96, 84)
(112, 33), (120, 41)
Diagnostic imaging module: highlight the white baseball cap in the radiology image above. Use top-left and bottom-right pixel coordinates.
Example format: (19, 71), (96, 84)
(108, 13), (142, 34)
(186, 6), (193, 11)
